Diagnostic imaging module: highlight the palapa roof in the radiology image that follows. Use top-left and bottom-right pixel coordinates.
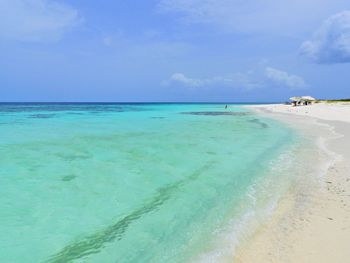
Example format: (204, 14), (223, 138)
(289, 96), (302, 101)
(301, 96), (316, 101)
(289, 96), (316, 101)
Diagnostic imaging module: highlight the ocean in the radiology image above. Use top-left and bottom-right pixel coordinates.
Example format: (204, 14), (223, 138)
(0, 103), (300, 263)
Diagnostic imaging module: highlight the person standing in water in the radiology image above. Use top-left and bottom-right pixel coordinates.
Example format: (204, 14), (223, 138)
(225, 105), (228, 109)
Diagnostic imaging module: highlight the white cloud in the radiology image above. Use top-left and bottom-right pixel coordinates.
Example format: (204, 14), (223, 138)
(300, 10), (350, 63)
(157, 0), (349, 35)
(164, 72), (261, 89)
(165, 67), (307, 90)
(0, 0), (82, 42)
(169, 73), (203, 87)
(265, 67), (307, 89)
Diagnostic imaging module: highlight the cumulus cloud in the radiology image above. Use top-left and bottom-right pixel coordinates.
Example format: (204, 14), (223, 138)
(300, 10), (350, 63)
(265, 67), (307, 89)
(165, 68), (307, 90)
(0, 0), (82, 42)
(164, 72), (261, 89)
(157, 0), (349, 35)
(169, 73), (203, 87)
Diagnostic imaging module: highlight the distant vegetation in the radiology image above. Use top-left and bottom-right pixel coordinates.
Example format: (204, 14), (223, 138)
(316, 99), (350, 103)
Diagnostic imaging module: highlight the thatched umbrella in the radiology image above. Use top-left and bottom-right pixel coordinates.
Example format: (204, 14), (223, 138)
(289, 97), (302, 101)
(301, 96), (316, 101)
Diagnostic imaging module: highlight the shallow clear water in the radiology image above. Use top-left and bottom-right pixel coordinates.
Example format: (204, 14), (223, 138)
(0, 103), (298, 263)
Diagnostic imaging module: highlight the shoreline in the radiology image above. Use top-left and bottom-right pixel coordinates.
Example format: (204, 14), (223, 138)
(234, 103), (350, 263)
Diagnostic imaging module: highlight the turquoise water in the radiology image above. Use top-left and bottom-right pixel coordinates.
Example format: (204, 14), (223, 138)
(0, 103), (297, 263)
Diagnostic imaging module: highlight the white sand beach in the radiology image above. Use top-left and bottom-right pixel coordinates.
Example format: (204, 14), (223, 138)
(235, 103), (350, 263)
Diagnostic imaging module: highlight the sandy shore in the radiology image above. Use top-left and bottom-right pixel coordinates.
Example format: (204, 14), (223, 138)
(234, 103), (350, 263)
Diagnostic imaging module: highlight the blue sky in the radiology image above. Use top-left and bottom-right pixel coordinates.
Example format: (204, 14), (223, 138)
(0, 0), (350, 102)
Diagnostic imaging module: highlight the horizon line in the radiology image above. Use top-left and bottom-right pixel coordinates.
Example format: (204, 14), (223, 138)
(0, 101), (281, 104)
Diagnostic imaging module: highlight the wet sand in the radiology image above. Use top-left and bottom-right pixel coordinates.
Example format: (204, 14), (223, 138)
(235, 103), (350, 263)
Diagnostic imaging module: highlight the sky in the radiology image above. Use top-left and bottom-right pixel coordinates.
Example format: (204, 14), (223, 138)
(0, 0), (350, 102)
